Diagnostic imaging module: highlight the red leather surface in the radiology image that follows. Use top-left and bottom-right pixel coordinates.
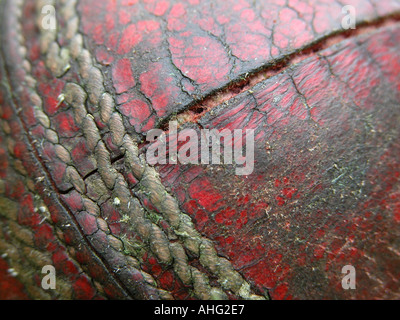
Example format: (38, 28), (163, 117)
(0, 0), (399, 300)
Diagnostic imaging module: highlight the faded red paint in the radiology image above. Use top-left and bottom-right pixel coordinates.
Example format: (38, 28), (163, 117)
(78, 0), (400, 134)
(156, 24), (400, 299)
(0, 0), (399, 300)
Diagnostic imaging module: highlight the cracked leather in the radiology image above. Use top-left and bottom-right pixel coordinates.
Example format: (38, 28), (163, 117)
(0, 0), (400, 300)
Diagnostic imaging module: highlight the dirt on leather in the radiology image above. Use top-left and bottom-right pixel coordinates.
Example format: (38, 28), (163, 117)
(0, 0), (400, 300)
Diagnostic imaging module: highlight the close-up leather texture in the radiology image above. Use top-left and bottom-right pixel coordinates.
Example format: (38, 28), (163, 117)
(0, 0), (399, 300)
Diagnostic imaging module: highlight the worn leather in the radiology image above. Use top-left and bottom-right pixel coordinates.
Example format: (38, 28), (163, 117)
(0, 0), (400, 299)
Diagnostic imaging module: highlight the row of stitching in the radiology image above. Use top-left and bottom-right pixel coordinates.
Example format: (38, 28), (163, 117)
(0, 0), (102, 299)
(33, 0), (180, 299)
(33, 0), (170, 299)
(35, 0), (268, 299)
(6, 0), (151, 299)
(53, 0), (231, 299)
